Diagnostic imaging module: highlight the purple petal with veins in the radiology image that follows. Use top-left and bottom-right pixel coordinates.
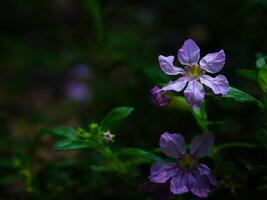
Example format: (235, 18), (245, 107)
(200, 50), (225, 73)
(200, 74), (229, 95)
(184, 80), (205, 109)
(178, 39), (200, 66)
(159, 55), (185, 75)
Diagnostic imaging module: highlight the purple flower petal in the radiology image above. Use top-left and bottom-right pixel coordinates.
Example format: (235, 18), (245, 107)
(197, 164), (218, 187)
(199, 50), (225, 73)
(170, 172), (189, 194)
(161, 77), (188, 92)
(149, 162), (178, 183)
(200, 74), (229, 95)
(65, 81), (91, 102)
(178, 39), (200, 66)
(197, 164), (212, 175)
(158, 55), (185, 75)
(184, 80), (205, 109)
(207, 174), (218, 187)
(190, 133), (214, 159)
(188, 173), (211, 198)
(159, 132), (186, 159)
(191, 188), (210, 198)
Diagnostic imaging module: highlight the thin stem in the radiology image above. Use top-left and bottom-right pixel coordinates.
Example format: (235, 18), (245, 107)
(212, 142), (259, 157)
(100, 147), (127, 174)
(192, 103), (209, 133)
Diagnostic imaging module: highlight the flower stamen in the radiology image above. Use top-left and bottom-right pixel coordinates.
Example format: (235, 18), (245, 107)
(177, 154), (198, 171)
(186, 65), (204, 79)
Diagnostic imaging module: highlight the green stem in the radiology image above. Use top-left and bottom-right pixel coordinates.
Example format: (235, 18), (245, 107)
(100, 147), (127, 174)
(212, 142), (259, 157)
(192, 103), (209, 133)
(20, 169), (33, 192)
(263, 93), (267, 123)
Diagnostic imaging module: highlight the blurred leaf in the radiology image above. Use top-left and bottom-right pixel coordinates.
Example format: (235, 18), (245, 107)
(117, 148), (162, 162)
(252, 0), (267, 6)
(0, 159), (14, 168)
(256, 130), (267, 149)
(256, 55), (267, 69)
(100, 107), (134, 131)
(38, 126), (76, 140)
(169, 95), (190, 110)
(258, 69), (267, 93)
(54, 139), (95, 151)
(237, 69), (257, 81)
(223, 87), (263, 107)
(49, 159), (83, 168)
(144, 66), (170, 83)
(84, 0), (103, 41)
(214, 142), (259, 152)
(91, 165), (115, 173)
(0, 175), (20, 185)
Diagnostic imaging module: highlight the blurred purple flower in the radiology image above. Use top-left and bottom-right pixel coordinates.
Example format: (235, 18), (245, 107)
(69, 64), (92, 80)
(65, 81), (91, 103)
(158, 39), (229, 109)
(151, 86), (170, 107)
(149, 132), (218, 198)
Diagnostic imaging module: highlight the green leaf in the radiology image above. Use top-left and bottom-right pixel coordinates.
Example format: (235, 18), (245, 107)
(144, 66), (170, 83)
(0, 175), (20, 185)
(223, 87), (263, 107)
(116, 148), (162, 163)
(256, 55), (267, 69)
(237, 69), (257, 81)
(169, 95), (190, 110)
(54, 139), (95, 151)
(258, 69), (267, 93)
(38, 126), (76, 139)
(84, 0), (103, 41)
(100, 107), (134, 131)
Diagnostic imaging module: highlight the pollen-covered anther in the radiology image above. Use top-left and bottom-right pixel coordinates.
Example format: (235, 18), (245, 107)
(187, 65), (204, 79)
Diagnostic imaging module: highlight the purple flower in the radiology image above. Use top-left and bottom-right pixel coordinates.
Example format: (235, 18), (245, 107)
(151, 86), (171, 107)
(65, 81), (91, 102)
(149, 132), (218, 198)
(158, 39), (229, 109)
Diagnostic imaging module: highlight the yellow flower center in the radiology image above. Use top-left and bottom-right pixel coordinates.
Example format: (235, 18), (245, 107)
(178, 154), (198, 171)
(187, 65), (204, 79)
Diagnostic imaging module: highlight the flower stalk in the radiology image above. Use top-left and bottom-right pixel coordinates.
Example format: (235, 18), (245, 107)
(192, 103), (209, 133)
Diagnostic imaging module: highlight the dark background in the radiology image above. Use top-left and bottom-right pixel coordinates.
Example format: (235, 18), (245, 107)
(0, 0), (267, 199)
